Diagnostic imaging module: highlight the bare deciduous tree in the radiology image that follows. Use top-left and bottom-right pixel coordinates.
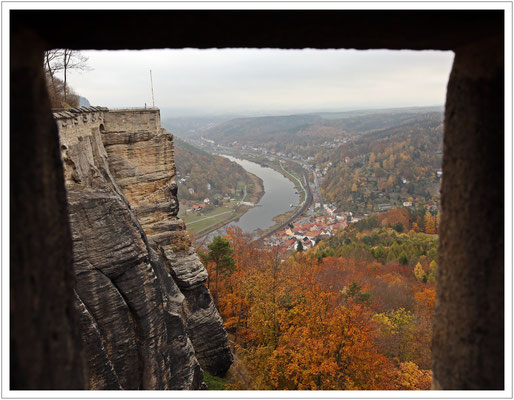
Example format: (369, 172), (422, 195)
(44, 49), (91, 107)
(61, 50), (90, 103)
(44, 49), (63, 99)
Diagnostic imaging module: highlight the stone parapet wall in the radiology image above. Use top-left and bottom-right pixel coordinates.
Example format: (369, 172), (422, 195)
(53, 107), (108, 143)
(53, 106), (161, 143)
(103, 109), (160, 133)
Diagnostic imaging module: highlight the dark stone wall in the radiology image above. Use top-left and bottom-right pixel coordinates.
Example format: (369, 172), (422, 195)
(10, 28), (85, 389)
(433, 37), (504, 389)
(10, 10), (504, 390)
(11, 10), (502, 51)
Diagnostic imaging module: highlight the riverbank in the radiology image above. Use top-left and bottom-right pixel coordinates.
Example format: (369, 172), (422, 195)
(255, 169), (313, 241)
(263, 160), (306, 204)
(186, 172), (264, 238)
(244, 159), (310, 239)
(190, 155), (304, 243)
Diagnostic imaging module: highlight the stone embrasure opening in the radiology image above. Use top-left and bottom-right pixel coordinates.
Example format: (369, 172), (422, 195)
(10, 10), (504, 390)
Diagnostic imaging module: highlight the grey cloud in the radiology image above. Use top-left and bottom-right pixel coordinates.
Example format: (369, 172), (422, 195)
(66, 48), (454, 116)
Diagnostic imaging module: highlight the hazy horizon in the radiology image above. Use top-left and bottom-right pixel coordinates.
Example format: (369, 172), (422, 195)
(67, 48), (454, 118)
(159, 104), (445, 120)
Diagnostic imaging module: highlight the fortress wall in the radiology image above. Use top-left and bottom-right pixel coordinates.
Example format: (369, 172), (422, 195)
(48, 104), (233, 389)
(103, 109), (161, 133)
(53, 107), (162, 145)
(54, 108), (107, 143)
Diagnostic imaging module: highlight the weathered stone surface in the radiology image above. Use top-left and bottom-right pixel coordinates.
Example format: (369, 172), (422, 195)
(103, 109), (161, 133)
(74, 291), (121, 390)
(433, 37), (504, 390)
(58, 110), (208, 389)
(55, 106), (232, 389)
(10, 33), (85, 390)
(101, 111), (233, 376)
(162, 247), (209, 288)
(183, 286), (234, 376)
(148, 248), (204, 389)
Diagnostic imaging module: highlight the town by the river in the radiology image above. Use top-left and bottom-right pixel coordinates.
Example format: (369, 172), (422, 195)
(188, 143), (351, 253)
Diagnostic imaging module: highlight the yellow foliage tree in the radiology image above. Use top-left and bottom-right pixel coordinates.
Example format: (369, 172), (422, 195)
(387, 175), (395, 188)
(414, 262), (426, 282)
(369, 152), (376, 166)
(394, 362), (432, 390)
(424, 211), (436, 234)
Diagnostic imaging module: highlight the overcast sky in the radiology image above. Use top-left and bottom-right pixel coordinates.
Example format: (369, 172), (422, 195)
(67, 48), (454, 118)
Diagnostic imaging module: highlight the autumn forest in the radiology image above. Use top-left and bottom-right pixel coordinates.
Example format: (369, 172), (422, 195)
(199, 206), (439, 390)
(184, 108), (444, 390)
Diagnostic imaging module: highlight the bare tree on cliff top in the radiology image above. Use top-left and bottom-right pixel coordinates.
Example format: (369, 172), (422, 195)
(44, 49), (91, 107)
(44, 49), (62, 99)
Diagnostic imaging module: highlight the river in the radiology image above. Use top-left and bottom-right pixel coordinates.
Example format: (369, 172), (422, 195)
(204, 156), (300, 238)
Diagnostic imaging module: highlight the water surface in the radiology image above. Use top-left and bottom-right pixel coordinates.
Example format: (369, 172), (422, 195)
(222, 155), (300, 235)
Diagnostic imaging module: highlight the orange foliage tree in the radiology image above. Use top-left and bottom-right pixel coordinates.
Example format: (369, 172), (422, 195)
(199, 223), (436, 390)
(378, 208), (411, 232)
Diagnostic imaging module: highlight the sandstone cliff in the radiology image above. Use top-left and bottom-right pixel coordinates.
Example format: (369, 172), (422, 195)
(55, 107), (232, 390)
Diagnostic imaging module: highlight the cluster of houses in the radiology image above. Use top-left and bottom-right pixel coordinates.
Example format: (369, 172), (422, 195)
(177, 169), (214, 197)
(176, 171), (195, 195)
(188, 198), (210, 213)
(323, 203), (337, 215)
(319, 137), (349, 149)
(265, 212), (352, 252)
(425, 204), (439, 212)
(317, 161), (333, 177)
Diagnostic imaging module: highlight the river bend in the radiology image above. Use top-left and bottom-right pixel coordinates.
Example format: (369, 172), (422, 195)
(222, 156), (300, 235)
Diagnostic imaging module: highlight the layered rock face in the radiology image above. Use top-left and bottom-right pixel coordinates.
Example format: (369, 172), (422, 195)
(56, 107), (232, 390)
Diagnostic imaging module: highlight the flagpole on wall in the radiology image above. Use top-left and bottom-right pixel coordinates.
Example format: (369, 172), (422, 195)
(150, 69), (155, 108)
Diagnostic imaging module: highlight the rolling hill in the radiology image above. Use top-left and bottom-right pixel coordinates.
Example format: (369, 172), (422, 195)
(174, 137), (254, 203)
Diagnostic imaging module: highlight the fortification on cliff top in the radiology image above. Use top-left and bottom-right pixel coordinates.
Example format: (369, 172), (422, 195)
(55, 106), (233, 389)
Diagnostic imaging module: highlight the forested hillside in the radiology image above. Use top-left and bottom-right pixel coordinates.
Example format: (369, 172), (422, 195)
(200, 207), (438, 390)
(321, 112), (443, 214)
(162, 115), (235, 138)
(319, 106), (442, 134)
(202, 114), (341, 157)
(174, 138), (253, 203)
(198, 107), (443, 159)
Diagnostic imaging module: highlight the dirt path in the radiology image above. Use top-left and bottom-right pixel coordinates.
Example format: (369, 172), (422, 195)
(186, 210), (233, 225)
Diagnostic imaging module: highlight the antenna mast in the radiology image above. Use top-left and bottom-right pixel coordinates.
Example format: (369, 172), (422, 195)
(150, 69), (155, 108)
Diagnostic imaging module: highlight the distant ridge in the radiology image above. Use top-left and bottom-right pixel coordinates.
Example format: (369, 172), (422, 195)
(194, 107), (444, 156)
(78, 96), (91, 107)
(317, 105), (444, 119)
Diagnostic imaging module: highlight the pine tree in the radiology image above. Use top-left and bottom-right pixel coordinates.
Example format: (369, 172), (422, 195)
(398, 252), (409, 265)
(202, 236), (236, 302)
